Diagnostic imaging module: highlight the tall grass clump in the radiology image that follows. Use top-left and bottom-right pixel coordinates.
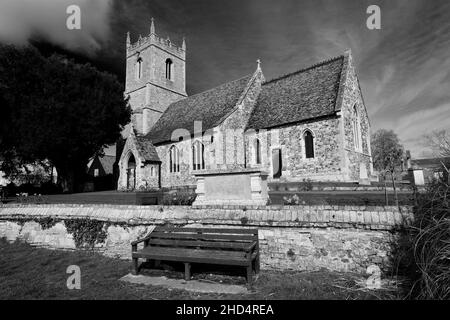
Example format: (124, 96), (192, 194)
(406, 180), (450, 299)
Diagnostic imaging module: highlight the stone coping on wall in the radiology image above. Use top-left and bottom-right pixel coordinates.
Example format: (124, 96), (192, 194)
(0, 204), (413, 231)
(193, 168), (269, 176)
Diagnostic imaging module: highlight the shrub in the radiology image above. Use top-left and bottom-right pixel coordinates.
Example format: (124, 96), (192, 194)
(161, 188), (196, 206)
(301, 179), (314, 191)
(283, 194), (305, 205)
(65, 219), (108, 249)
(395, 181), (450, 299)
(39, 182), (62, 195)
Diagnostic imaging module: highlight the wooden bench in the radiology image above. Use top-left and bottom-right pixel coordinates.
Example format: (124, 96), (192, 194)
(131, 227), (260, 285)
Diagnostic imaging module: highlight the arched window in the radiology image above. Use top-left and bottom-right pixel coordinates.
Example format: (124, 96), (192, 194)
(304, 130), (315, 159)
(136, 57), (143, 80)
(169, 145), (180, 173)
(352, 105), (361, 151)
(254, 138), (261, 165)
(192, 141), (205, 170)
(165, 58), (173, 80)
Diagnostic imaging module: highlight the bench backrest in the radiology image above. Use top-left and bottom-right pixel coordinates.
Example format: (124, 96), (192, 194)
(147, 227), (258, 252)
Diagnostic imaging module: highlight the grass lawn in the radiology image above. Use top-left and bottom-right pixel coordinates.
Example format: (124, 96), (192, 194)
(2, 189), (414, 206)
(270, 191), (414, 206)
(0, 238), (403, 300)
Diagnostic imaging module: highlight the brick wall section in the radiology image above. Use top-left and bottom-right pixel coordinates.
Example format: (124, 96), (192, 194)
(0, 204), (413, 273)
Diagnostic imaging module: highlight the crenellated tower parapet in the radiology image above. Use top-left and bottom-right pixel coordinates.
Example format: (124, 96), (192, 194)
(126, 18), (186, 61)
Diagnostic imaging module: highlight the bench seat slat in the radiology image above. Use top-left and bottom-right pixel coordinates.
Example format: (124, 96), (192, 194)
(132, 246), (250, 266)
(149, 232), (255, 242)
(147, 238), (253, 251)
(154, 227), (258, 235)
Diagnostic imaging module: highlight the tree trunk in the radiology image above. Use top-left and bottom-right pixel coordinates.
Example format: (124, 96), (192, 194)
(384, 178), (388, 206)
(391, 171), (399, 207)
(57, 167), (75, 194)
(55, 162), (87, 194)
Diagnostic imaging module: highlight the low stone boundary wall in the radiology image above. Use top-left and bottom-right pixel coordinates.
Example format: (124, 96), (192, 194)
(0, 204), (413, 274)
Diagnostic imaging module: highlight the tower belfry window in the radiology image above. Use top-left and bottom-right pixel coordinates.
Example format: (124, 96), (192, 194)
(165, 58), (173, 80)
(136, 58), (143, 80)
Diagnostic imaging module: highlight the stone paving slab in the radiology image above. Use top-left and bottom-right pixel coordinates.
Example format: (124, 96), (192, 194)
(120, 274), (248, 295)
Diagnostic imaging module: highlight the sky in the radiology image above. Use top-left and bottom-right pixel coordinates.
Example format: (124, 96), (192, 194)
(0, 0), (449, 158)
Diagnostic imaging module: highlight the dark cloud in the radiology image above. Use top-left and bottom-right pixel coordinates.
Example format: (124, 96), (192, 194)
(1, 0), (449, 158)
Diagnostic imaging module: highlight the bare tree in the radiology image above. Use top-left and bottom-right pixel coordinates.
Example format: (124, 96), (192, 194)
(426, 130), (450, 155)
(426, 130), (450, 182)
(371, 129), (405, 206)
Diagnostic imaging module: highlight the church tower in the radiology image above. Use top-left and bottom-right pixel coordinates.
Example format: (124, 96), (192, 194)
(125, 18), (187, 135)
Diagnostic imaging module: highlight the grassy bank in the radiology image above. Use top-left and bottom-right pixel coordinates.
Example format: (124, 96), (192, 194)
(0, 238), (401, 300)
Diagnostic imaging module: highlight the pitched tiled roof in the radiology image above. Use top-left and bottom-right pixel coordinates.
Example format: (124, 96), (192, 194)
(135, 136), (160, 162)
(246, 56), (344, 130)
(146, 75), (253, 144)
(98, 155), (115, 175)
(411, 157), (450, 169)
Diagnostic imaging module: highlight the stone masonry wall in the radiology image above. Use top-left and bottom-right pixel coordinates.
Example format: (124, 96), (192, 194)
(153, 68), (265, 187)
(247, 118), (346, 182)
(0, 204), (413, 274)
(155, 136), (209, 188)
(125, 32), (186, 136)
(339, 51), (373, 181)
(118, 134), (160, 191)
(216, 69), (265, 171)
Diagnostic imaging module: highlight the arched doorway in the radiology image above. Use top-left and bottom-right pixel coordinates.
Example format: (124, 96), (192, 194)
(127, 154), (136, 190)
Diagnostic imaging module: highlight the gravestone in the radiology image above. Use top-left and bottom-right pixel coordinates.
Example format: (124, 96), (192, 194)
(359, 163), (371, 185)
(409, 168), (425, 186)
(193, 168), (269, 206)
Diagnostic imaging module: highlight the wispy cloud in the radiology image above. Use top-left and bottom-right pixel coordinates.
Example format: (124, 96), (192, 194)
(395, 103), (450, 157)
(1, 0), (448, 158)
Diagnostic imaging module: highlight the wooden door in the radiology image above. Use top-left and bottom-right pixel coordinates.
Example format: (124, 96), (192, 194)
(272, 149), (282, 179)
(127, 168), (136, 190)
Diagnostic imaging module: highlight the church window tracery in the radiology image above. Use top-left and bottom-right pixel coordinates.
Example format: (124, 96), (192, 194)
(169, 145), (180, 173)
(192, 141), (205, 170)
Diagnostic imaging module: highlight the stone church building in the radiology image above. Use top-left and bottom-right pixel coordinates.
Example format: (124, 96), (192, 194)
(118, 20), (374, 192)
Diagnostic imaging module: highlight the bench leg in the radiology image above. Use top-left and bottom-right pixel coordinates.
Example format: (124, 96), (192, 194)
(132, 258), (139, 275)
(246, 265), (253, 286)
(255, 254), (260, 273)
(184, 263), (191, 281)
